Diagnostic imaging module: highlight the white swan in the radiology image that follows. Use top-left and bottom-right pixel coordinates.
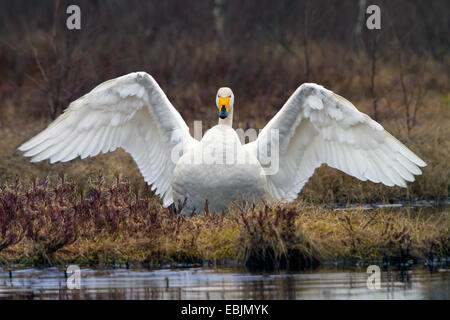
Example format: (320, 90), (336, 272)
(19, 72), (426, 213)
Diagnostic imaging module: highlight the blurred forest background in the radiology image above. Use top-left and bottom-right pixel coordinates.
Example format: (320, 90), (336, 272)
(0, 0), (448, 204)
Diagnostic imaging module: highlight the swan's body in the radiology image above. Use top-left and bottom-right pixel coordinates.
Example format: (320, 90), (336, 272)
(173, 125), (270, 212)
(19, 72), (426, 213)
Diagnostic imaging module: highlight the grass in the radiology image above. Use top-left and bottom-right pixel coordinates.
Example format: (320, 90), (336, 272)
(0, 173), (448, 269)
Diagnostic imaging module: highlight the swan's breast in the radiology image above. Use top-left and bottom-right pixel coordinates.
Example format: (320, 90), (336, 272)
(172, 125), (269, 213)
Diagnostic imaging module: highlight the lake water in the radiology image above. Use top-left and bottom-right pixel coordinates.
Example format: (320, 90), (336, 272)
(0, 264), (448, 300)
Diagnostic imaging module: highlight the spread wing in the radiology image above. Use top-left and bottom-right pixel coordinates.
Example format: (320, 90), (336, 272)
(244, 83), (426, 202)
(19, 72), (197, 207)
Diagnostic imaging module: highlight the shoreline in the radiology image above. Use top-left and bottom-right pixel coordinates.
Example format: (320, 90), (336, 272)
(1, 256), (449, 271)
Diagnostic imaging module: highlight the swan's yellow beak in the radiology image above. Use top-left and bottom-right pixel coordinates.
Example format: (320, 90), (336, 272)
(218, 97), (230, 112)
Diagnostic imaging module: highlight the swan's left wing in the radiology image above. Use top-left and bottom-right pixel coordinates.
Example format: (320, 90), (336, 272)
(244, 83), (426, 202)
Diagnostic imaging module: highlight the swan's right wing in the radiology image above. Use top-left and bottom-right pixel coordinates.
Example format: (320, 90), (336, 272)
(244, 83), (426, 202)
(19, 72), (197, 206)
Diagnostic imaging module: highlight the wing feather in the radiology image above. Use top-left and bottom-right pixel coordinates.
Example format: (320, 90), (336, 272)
(245, 83), (426, 201)
(58, 132), (87, 163)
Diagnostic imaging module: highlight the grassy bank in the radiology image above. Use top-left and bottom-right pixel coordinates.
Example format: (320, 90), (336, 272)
(1, 173), (448, 269)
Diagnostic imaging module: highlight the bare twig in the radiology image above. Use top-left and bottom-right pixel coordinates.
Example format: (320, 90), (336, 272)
(394, 28), (429, 137)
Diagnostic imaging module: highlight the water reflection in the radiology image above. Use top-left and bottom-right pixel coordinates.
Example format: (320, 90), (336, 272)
(0, 265), (448, 300)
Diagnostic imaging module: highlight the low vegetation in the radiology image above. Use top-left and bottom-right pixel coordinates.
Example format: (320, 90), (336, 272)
(0, 173), (448, 269)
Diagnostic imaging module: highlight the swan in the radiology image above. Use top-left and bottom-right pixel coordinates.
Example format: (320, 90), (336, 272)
(19, 72), (426, 213)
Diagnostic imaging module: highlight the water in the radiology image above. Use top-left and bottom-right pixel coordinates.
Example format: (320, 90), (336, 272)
(0, 265), (448, 300)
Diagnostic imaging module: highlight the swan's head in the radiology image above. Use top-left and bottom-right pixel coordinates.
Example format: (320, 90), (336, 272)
(216, 87), (234, 119)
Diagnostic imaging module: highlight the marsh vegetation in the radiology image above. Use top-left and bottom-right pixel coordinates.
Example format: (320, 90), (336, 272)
(0, 173), (448, 268)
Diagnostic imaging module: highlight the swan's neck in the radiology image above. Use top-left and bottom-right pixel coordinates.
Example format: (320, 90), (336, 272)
(218, 108), (233, 127)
